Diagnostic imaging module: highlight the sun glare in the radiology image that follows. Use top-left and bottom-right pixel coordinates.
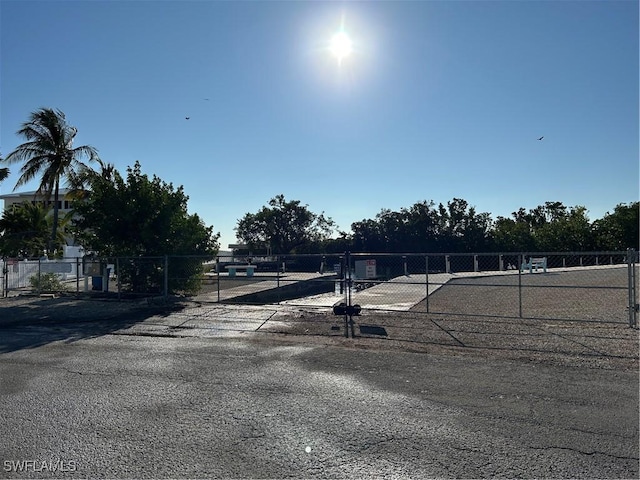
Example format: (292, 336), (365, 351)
(330, 30), (352, 64)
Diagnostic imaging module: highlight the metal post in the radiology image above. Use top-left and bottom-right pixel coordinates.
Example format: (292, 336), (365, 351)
(277, 256), (281, 303)
(343, 252), (349, 338)
(474, 255), (479, 272)
(425, 255), (430, 314)
(76, 257), (80, 294)
(164, 255), (169, 301)
(116, 257), (121, 300)
(346, 251), (355, 338)
(216, 257), (220, 303)
(37, 258), (41, 295)
(403, 256), (408, 276)
(499, 254), (504, 271)
(518, 253), (523, 318)
(445, 255), (450, 274)
(628, 249), (637, 328)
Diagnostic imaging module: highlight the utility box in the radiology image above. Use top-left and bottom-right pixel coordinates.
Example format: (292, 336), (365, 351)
(83, 259), (105, 291)
(83, 260), (101, 276)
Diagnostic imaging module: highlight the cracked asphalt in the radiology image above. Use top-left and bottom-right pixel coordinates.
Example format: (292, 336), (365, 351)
(0, 298), (638, 478)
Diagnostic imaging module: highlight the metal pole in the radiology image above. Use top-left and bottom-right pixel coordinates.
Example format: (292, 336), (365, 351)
(216, 257), (220, 303)
(632, 258), (637, 328)
(518, 253), (523, 318)
(343, 252), (349, 338)
(116, 257), (121, 300)
(425, 255), (430, 314)
(164, 255), (169, 302)
(628, 249), (637, 328)
(76, 257), (80, 294)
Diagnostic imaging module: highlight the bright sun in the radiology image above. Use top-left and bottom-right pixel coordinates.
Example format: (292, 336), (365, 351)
(330, 31), (352, 64)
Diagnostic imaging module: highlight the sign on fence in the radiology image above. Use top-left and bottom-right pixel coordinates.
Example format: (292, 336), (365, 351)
(355, 259), (376, 279)
(40, 262), (73, 273)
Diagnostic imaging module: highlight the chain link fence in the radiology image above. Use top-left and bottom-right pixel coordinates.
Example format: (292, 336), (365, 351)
(2, 250), (638, 327)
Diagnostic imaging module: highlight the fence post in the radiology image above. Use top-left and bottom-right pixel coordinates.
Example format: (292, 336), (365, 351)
(628, 248), (637, 328)
(403, 256), (407, 276)
(445, 255), (450, 274)
(216, 257), (220, 303)
(37, 258), (42, 295)
(277, 256), (281, 304)
(425, 255), (430, 314)
(116, 257), (121, 300)
(76, 257), (80, 294)
(164, 255), (169, 301)
(499, 254), (504, 271)
(474, 255), (479, 272)
(346, 251), (355, 338)
(518, 253), (523, 318)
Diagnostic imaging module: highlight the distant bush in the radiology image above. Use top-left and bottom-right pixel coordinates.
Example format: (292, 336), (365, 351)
(29, 273), (66, 292)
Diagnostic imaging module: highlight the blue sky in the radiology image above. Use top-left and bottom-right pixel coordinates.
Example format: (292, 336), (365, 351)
(1, 0), (638, 249)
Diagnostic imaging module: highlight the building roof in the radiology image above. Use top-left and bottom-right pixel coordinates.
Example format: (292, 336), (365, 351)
(0, 188), (73, 200)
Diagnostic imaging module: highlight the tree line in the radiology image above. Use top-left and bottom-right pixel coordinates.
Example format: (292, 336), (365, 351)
(1, 108), (638, 268)
(236, 195), (638, 254)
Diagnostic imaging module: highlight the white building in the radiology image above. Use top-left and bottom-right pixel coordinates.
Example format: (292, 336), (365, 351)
(0, 188), (82, 253)
(0, 188), (77, 215)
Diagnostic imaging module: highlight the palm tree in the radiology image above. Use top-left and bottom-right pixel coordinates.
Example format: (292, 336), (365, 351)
(67, 157), (118, 199)
(3, 108), (98, 254)
(0, 202), (52, 258)
(0, 153), (8, 184)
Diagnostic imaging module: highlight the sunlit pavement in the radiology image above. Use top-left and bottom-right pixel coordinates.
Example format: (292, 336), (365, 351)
(0, 325), (638, 479)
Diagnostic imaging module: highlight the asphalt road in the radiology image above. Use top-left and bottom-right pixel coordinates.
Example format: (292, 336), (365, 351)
(0, 325), (638, 479)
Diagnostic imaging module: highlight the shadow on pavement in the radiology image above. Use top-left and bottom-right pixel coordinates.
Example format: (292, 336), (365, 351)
(0, 295), (183, 354)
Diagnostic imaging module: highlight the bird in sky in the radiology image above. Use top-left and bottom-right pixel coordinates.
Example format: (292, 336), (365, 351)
(185, 117), (190, 120)
(537, 136), (544, 140)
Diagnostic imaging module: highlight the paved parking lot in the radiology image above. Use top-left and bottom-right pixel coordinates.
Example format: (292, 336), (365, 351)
(0, 297), (638, 478)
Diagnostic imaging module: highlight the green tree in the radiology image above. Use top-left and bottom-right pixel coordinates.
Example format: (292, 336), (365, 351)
(235, 195), (335, 254)
(0, 153), (8, 184)
(350, 199), (492, 253)
(491, 217), (535, 251)
(72, 161), (219, 293)
(2, 108), (98, 254)
(533, 205), (592, 251)
(0, 202), (57, 258)
(592, 202), (639, 251)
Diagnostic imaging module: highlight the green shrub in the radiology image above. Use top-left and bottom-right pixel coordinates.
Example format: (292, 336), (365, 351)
(29, 273), (66, 292)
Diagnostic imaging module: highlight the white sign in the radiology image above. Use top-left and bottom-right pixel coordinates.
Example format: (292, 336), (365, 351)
(355, 259), (376, 279)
